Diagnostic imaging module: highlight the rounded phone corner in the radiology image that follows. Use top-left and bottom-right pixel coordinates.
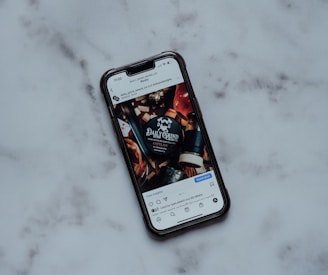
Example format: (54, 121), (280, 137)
(159, 51), (187, 66)
(142, 216), (169, 239)
(100, 68), (117, 92)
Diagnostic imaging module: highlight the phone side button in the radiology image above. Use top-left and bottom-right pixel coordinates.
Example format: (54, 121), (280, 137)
(108, 106), (115, 118)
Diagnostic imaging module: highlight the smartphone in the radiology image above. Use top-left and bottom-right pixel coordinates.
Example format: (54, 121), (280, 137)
(100, 51), (230, 236)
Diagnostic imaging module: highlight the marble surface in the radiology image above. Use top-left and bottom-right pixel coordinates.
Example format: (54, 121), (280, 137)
(1, 0), (328, 274)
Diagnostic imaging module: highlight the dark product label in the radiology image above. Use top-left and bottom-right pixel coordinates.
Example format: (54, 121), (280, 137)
(144, 116), (182, 155)
(183, 130), (204, 156)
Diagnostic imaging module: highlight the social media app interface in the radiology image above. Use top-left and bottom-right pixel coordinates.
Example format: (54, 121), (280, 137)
(107, 57), (224, 230)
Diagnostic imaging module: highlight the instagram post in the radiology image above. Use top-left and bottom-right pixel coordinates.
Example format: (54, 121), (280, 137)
(113, 83), (215, 193)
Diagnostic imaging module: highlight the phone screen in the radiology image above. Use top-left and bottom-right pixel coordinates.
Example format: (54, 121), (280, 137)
(106, 56), (225, 231)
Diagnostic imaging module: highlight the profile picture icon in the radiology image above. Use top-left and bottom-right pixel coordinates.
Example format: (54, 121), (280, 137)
(113, 96), (120, 101)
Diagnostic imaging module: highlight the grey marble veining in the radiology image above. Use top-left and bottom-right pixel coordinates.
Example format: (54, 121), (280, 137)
(1, 0), (328, 274)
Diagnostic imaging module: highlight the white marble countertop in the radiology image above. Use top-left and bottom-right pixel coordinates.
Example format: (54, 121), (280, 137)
(1, 1), (328, 274)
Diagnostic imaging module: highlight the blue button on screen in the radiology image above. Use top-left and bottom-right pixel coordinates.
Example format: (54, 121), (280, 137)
(194, 173), (212, 183)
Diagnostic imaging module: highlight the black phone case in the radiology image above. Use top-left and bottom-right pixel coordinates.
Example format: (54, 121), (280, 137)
(100, 51), (230, 236)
